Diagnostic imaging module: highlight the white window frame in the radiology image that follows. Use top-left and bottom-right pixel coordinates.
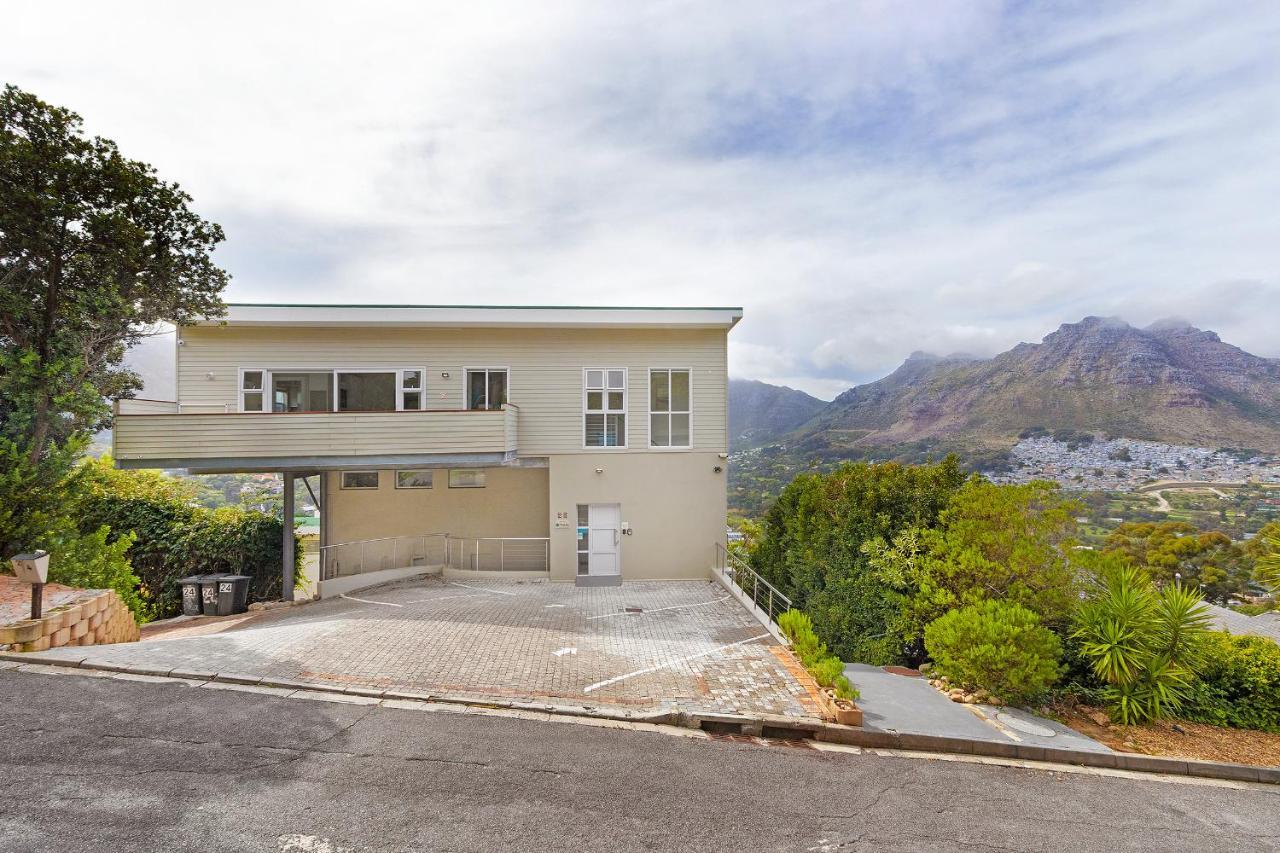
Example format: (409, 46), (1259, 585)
(463, 366), (510, 411)
(397, 369), (426, 411)
(238, 368), (268, 413)
(647, 367), (693, 450)
(236, 368), (427, 413)
(582, 367), (628, 449)
(340, 471), (380, 490)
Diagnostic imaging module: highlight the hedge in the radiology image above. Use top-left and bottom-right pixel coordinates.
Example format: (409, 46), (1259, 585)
(78, 493), (302, 620)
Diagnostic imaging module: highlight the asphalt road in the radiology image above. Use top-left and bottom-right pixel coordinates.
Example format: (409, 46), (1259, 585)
(1, 669), (1277, 853)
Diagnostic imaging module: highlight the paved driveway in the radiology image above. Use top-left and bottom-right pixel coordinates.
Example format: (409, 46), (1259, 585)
(847, 663), (1108, 752)
(26, 576), (815, 719)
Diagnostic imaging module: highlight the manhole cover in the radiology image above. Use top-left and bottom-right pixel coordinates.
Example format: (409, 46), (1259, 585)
(996, 712), (1056, 738)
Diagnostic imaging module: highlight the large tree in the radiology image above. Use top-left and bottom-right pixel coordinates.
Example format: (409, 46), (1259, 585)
(0, 84), (228, 557)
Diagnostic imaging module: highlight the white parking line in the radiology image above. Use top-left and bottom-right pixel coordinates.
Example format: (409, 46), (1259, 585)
(583, 633), (771, 693)
(449, 581), (520, 597)
(339, 594), (403, 608)
(586, 596), (731, 620)
(401, 593), (484, 604)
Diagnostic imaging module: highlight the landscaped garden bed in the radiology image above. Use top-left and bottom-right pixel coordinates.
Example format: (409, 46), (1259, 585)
(1051, 703), (1280, 767)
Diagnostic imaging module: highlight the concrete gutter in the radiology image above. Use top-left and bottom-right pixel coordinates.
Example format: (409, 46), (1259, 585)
(3, 650), (1276, 785)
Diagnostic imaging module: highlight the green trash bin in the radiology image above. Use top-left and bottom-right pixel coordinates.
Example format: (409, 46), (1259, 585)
(199, 574), (229, 615)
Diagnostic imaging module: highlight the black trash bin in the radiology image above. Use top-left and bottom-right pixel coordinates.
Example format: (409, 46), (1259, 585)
(216, 575), (252, 616)
(177, 575), (207, 617)
(199, 573), (229, 615)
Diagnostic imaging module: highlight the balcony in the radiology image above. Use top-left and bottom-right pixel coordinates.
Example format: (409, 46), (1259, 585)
(112, 400), (519, 472)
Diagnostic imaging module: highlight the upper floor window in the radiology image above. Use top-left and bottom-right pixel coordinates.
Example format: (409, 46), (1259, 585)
(239, 368), (425, 412)
(399, 370), (423, 410)
(584, 368), (626, 447)
(240, 370), (265, 412)
(467, 368), (508, 410)
(649, 369), (691, 448)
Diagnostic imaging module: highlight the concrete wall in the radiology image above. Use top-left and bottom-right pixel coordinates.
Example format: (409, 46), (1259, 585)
(324, 466), (550, 544)
(547, 452), (727, 581)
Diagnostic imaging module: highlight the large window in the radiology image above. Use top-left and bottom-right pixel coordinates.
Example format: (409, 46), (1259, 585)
(337, 371), (396, 411)
(466, 368), (508, 410)
(584, 368), (627, 447)
(239, 369), (425, 412)
(272, 372), (332, 412)
(649, 369), (691, 448)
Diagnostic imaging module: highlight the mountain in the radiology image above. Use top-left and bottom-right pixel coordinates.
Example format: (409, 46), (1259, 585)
(728, 378), (826, 448)
(793, 317), (1280, 455)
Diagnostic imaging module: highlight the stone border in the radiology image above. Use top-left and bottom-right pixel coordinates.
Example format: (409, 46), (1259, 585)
(2, 651), (1275, 785)
(0, 590), (139, 652)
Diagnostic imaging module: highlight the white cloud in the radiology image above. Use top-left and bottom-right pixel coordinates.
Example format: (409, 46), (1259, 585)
(4, 1), (1278, 397)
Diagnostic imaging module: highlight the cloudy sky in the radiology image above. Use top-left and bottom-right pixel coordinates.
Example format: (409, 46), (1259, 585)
(5, 1), (1279, 399)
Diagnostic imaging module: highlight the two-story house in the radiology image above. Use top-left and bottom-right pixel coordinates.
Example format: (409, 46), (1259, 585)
(111, 304), (741, 597)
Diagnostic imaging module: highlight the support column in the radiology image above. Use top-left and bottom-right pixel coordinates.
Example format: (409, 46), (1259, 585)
(282, 472), (295, 602)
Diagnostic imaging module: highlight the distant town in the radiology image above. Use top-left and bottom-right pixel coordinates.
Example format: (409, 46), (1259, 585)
(990, 436), (1280, 491)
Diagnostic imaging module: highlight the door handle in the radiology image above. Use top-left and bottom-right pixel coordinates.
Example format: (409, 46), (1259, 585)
(613, 529), (619, 546)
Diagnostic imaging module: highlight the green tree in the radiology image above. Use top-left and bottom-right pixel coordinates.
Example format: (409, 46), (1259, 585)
(868, 479), (1081, 653)
(1102, 521), (1251, 603)
(1248, 521), (1280, 595)
(0, 84), (228, 558)
(750, 457), (968, 663)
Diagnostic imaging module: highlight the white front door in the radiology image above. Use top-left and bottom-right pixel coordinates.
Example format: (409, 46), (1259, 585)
(587, 503), (621, 577)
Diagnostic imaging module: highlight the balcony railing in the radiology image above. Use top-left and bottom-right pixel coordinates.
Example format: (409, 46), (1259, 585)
(319, 533), (549, 580)
(111, 400), (519, 467)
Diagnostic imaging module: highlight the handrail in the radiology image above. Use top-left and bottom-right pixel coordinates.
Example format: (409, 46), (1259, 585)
(319, 532), (550, 579)
(714, 542), (792, 626)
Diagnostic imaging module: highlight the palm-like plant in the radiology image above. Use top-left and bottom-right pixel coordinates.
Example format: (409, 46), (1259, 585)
(1073, 558), (1210, 725)
(1256, 531), (1280, 595)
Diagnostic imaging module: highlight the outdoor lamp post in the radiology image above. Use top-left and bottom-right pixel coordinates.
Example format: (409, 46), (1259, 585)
(10, 550), (50, 620)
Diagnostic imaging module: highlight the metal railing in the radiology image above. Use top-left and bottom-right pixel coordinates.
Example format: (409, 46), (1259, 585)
(319, 533), (550, 580)
(320, 533), (448, 581)
(714, 542), (792, 625)
(445, 537), (550, 573)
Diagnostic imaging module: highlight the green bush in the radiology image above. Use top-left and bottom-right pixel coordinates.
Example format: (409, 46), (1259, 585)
(75, 459), (302, 619)
(924, 601), (1062, 704)
(46, 524), (148, 621)
(1181, 633), (1280, 733)
(1072, 554), (1212, 725)
(751, 459), (968, 665)
(777, 608), (859, 701)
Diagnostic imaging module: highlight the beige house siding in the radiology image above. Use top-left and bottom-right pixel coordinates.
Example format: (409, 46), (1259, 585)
(547, 452), (727, 581)
(114, 409), (509, 462)
(176, 325), (728, 455)
(324, 467), (550, 545)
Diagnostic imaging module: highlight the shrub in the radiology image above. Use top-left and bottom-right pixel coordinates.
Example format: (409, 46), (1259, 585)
(46, 524), (148, 621)
(777, 608), (859, 701)
(1181, 633), (1280, 732)
(924, 601), (1062, 704)
(1072, 554), (1212, 724)
(75, 459), (302, 619)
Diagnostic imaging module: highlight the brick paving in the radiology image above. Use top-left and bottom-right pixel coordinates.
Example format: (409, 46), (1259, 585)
(24, 576), (816, 718)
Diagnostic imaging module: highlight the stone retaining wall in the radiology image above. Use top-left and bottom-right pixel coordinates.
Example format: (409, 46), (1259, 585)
(0, 589), (140, 652)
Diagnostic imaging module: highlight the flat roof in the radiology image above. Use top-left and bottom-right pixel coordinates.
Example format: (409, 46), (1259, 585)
(199, 303), (743, 329)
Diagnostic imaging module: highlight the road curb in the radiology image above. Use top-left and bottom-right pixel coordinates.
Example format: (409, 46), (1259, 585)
(3, 651), (1276, 785)
(807, 724), (1280, 785)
